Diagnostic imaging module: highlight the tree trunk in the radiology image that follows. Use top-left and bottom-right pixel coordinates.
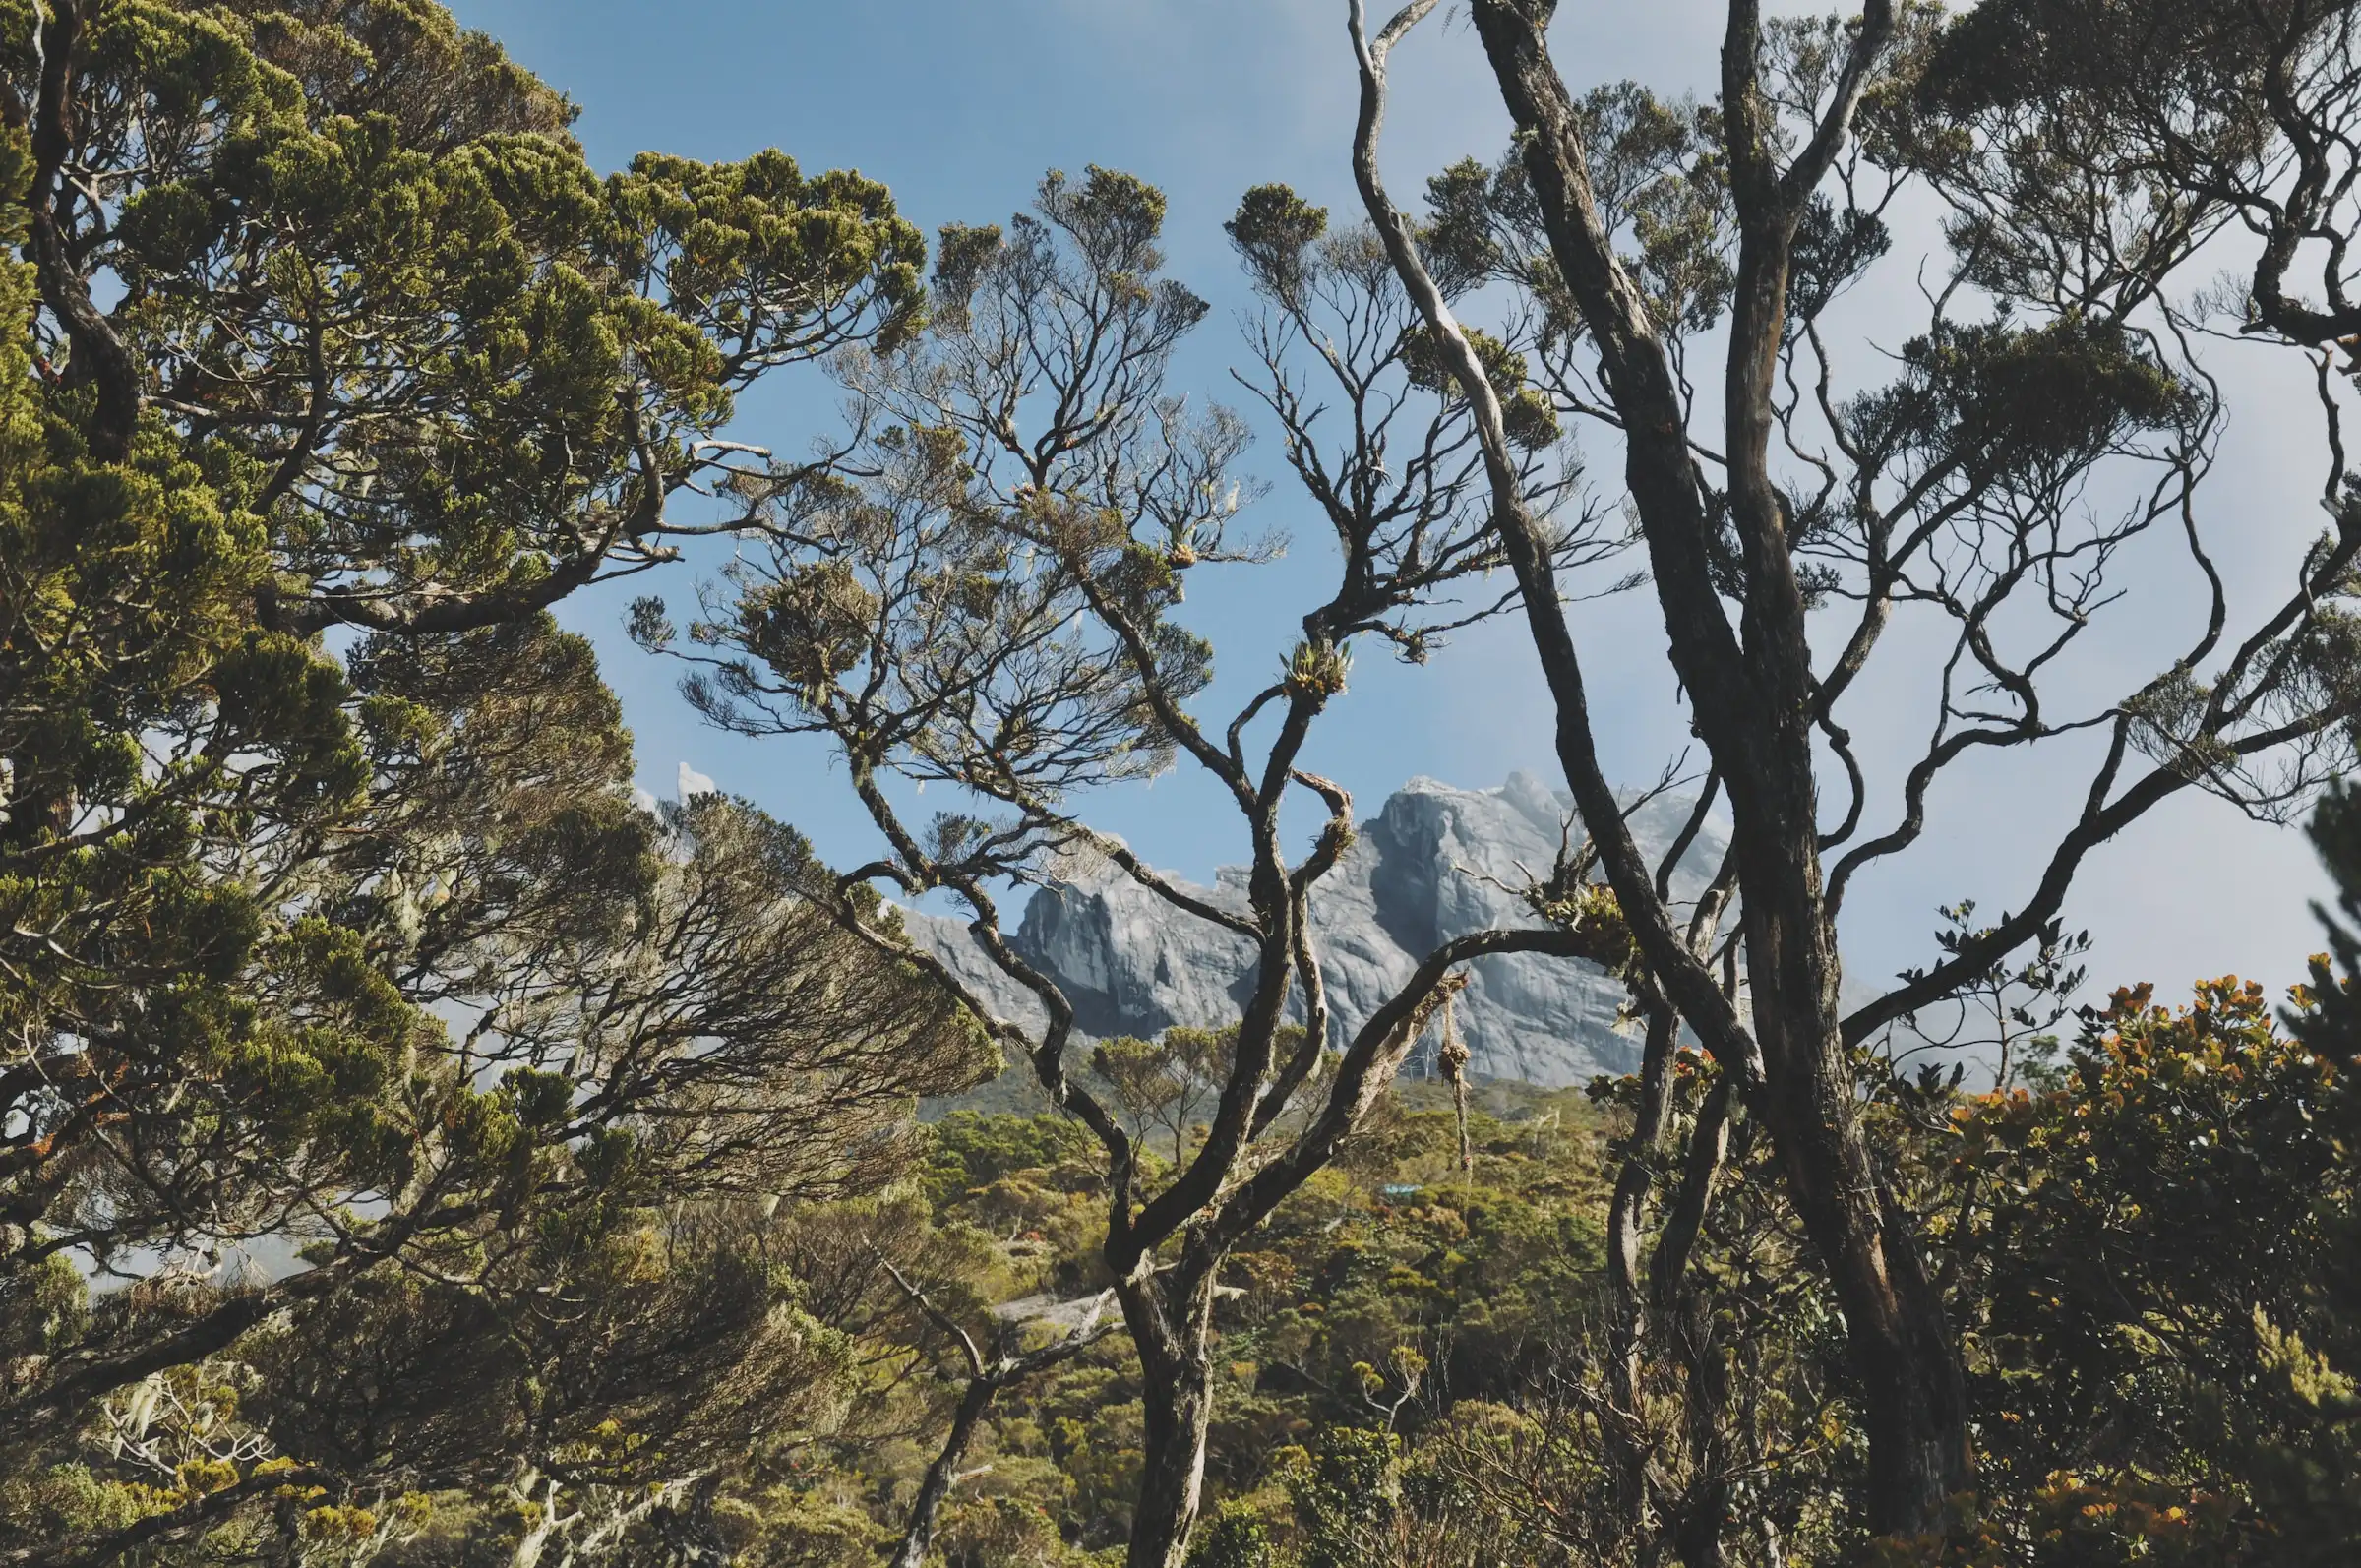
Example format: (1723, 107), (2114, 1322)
(1438, 3), (1972, 1535)
(1658, 1077), (1735, 1568)
(1355, 0), (1967, 1535)
(1450, 1069), (1473, 1174)
(508, 1470), (561, 1568)
(1605, 1002), (1681, 1527)
(1118, 1267), (1220, 1568)
(1744, 912), (1968, 1535)
(891, 1376), (999, 1568)
(1667, 1291), (1730, 1568)
(645, 1475), (734, 1568)
(1442, 1023), (1475, 1176)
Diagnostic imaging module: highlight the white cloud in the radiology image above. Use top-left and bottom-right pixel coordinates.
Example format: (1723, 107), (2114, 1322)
(676, 761), (717, 800)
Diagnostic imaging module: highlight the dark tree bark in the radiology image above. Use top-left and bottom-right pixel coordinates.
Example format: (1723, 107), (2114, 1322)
(1458, 3), (1966, 1532)
(0, 1242), (386, 1468)
(1117, 1269), (1221, 1568)
(1348, 0), (1970, 1537)
(1658, 1075), (1736, 1568)
(16, 2), (139, 465)
(890, 1377), (999, 1568)
(760, 143), (1626, 1568)
(1604, 999), (1680, 1525)
(1, 1467), (325, 1568)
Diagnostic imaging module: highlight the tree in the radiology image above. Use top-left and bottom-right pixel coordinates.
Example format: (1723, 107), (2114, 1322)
(1343, 0), (2361, 1534)
(20, 0), (923, 636)
(0, 615), (989, 1562)
(3, 0), (931, 1279)
(1926, 976), (2360, 1564)
(0, 2), (973, 1557)
(634, 163), (1629, 1567)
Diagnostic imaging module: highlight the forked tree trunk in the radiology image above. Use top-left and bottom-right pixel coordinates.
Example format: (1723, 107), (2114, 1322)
(1667, 1291), (1731, 1568)
(1118, 1266), (1221, 1568)
(506, 1469), (562, 1568)
(1658, 1076), (1736, 1568)
(1370, 1), (1976, 1536)
(878, 1265), (1115, 1568)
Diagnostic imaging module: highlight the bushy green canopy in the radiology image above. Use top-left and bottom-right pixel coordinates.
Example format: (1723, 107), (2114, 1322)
(0, 4), (978, 1561)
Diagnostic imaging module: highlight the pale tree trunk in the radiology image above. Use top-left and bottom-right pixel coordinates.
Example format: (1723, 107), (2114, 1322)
(1440, 997), (1475, 1176)
(507, 1469), (562, 1568)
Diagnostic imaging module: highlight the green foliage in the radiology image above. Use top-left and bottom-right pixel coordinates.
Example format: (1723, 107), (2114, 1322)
(924, 1110), (1109, 1214)
(14, 0), (927, 636)
(13, 6), (2361, 1566)
(1846, 316), (2196, 488)
(1397, 323), (1561, 450)
(1185, 1499), (1281, 1568)
(1225, 183), (1328, 305)
(670, 1089), (1610, 1563)
(0, 4), (982, 1560)
(1423, 81), (1732, 339)
(1278, 1427), (1400, 1568)
(641, 161), (1246, 816)
(1892, 952), (2361, 1564)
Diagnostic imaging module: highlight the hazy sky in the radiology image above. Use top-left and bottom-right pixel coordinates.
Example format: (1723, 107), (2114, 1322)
(449, 0), (2344, 1011)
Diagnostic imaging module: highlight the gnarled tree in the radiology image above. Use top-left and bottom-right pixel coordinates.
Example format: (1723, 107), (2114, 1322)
(635, 164), (1629, 1568)
(1346, 0), (2361, 1538)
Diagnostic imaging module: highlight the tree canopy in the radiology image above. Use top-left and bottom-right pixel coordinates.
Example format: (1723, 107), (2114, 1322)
(1, 4), (974, 1561)
(9, 2), (2361, 1566)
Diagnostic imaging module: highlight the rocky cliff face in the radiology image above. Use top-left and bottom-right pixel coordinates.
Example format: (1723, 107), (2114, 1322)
(903, 773), (1726, 1087)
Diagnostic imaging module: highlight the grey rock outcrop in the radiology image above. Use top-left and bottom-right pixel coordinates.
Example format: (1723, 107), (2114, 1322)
(902, 772), (1726, 1087)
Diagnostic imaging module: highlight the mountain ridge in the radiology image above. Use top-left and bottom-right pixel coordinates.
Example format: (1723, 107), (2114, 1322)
(902, 772), (1726, 1087)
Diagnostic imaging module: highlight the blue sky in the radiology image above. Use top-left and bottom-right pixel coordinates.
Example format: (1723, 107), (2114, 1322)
(451, 0), (2341, 1009)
